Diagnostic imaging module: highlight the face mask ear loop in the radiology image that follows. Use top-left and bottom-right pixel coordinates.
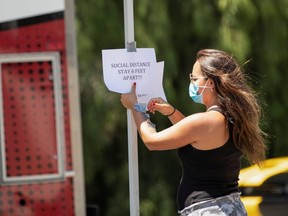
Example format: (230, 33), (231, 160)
(198, 79), (209, 96)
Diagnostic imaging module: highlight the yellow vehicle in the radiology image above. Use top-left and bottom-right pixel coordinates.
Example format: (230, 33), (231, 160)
(239, 157), (288, 216)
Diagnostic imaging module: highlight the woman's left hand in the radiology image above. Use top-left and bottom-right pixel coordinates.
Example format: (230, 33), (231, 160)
(120, 83), (138, 109)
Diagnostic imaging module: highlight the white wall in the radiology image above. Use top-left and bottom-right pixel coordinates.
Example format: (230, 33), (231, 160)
(0, 0), (64, 22)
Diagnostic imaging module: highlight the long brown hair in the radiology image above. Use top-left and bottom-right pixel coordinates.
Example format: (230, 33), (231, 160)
(196, 49), (267, 164)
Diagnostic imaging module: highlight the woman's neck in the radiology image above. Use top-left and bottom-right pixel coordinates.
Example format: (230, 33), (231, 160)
(206, 105), (220, 112)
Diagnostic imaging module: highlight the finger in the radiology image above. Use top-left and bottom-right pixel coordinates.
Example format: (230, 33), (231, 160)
(147, 98), (154, 107)
(147, 100), (156, 109)
(147, 102), (155, 112)
(148, 99), (163, 111)
(131, 82), (136, 93)
(154, 102), (165, 108)
(148, 106), (156, 114)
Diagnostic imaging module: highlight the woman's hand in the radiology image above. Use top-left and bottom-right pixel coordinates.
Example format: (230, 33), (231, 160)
(147, 97), (175, 116)
(120, 83), (138, 109)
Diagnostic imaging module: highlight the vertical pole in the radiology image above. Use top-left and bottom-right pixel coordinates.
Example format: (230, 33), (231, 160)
(124, 0), (135, 45)
(65, 0), (86, 215)
(123, 1), (140, 216)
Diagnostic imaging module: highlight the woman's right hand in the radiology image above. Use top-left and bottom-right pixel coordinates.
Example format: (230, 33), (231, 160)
(147, 97), (175, 116)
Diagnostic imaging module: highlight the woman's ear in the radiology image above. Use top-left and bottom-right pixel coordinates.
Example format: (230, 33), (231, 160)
(208, 78), (215, 88)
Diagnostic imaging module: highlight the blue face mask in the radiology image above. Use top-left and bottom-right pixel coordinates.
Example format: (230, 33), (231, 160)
(189, 81), (208, 104)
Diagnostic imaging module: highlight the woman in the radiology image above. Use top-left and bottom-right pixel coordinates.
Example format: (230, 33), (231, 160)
(120, 49), (266, 215)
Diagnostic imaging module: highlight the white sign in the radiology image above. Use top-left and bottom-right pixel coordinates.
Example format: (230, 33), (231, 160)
(102, 48), (167, 105)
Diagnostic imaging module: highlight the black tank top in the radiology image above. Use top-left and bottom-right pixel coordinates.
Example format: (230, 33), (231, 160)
(177, 108), (242, 210)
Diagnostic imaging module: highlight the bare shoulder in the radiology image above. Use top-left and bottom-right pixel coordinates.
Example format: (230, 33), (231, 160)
(185, 110), (225, 127)
(187, 111), (229, 150)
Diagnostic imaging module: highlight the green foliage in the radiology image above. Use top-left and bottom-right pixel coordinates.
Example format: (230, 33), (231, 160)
(75, 0), (288, 215)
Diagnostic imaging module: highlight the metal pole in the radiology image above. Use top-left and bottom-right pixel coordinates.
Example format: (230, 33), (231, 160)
(65, 0), (86, 215)
(123, 1), (140, 216)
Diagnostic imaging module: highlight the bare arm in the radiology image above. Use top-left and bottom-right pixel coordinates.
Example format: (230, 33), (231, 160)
(121, 84), (227, 151)
(129, 105), (203, 150)
(167, 109), (185, 124)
